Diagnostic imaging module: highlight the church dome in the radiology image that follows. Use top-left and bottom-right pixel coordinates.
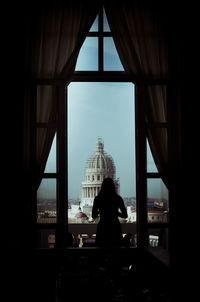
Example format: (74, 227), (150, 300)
(81, 139), (119, 210)
(85, 139), (116, 179)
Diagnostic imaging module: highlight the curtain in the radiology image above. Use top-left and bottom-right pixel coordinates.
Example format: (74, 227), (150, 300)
(145, 85), (168, 185)
(35, 85), (58, 182)
(105, 0), (169, 186)
(24, 1), (101, 189)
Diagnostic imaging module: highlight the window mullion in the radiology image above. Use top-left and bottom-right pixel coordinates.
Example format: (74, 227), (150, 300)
(135, 84), (148, 248)
(98, 8), (103, 71)
(56, 84), (67, 247)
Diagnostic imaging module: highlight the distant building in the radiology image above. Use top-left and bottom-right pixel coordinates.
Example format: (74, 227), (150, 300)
(80, 138), (119, 218)
(127, 206), (137, 222)
(147, 200), (169, 223)
(75, 211), (88, 223)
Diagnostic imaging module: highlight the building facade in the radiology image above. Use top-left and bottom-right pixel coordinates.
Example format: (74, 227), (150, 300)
(80, 139), (119, 218)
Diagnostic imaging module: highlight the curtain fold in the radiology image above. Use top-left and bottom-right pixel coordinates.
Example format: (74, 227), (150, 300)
(36, 85), (58, 185)
(145, 85), (168, 185)
(27, 1), (101, 79)
(105, 0), (169, 186)
(24, 1), (101, 189)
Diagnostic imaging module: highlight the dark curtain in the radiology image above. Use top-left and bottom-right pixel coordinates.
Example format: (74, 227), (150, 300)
(105, 0), (169, 186)
(23, 1), (101, 190)
(145, 85), (168, 185)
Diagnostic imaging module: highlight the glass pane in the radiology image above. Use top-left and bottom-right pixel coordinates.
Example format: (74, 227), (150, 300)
(104, 37), (124, 71)
(103, 9), (111, 32)
(147, 139), (158, 173)
(36, 85), (57, 123)
(37, 179), (57, 223)
(68, 82), (135, 225)
(147, 128), (168, 173)
(44, 133), (57, 173)
(147, 179), (169, 223)
(89, 15), (98, 32)
(75, 37), (98, 71)
(149, 232), (159, 247)
(148, 228), (169, 250)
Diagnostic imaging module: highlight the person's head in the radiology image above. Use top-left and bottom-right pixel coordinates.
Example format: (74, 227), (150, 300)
(100, 177), (116, 195)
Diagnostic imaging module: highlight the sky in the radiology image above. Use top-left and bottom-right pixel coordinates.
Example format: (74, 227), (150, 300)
(68, 81), (135, 199)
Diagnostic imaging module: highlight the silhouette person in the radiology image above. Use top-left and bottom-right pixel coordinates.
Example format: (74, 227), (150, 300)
(92, 177), (128, 247)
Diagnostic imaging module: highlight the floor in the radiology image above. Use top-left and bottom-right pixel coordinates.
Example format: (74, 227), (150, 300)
(56, 247), (172, 302)
(7, 247), (173, 302)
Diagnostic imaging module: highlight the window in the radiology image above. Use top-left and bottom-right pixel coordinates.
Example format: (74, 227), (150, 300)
(68, 82), (135, 226)
(35, 85), (58, 225)
(145, 85), (169, 249)
(67, 8), (136, 235)
(75, 37), (98, 71)
(37, 134), (57, 224)
(34, 7), (169, 251)
(75, 8), (124, 72)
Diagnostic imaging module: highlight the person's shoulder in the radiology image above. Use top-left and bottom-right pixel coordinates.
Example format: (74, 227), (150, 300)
(116, 194), (123, 202)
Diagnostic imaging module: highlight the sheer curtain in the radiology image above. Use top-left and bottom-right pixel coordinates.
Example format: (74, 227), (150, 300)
(105, 0), (169, 185)
(24, 1), (101, 189)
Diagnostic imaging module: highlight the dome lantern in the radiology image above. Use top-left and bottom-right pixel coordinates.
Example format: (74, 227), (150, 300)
(96, 138), (104, 154)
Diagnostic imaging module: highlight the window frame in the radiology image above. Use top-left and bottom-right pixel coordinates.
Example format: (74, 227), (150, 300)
(33, 7), (170, 250)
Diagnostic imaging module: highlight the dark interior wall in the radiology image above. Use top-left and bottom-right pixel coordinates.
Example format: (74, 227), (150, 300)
(168, 6), (199, 300)
(2, 1), (197, 285)
(1, 2), (28, 248)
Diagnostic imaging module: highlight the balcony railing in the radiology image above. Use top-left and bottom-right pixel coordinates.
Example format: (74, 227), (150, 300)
(37, 222), (168, 249)
(68, 222), (137, 236)
(37, 222), (137, 248)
